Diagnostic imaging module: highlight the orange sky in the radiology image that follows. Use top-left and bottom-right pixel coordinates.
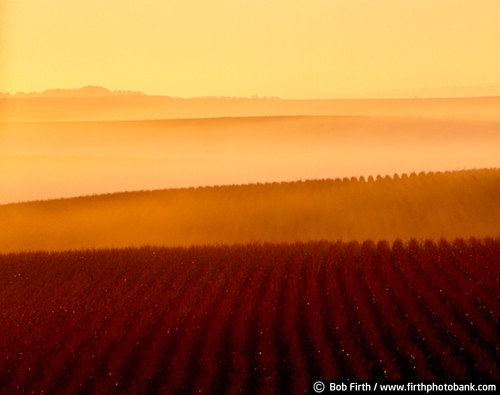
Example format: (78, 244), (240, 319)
(1, 0), (499, 99)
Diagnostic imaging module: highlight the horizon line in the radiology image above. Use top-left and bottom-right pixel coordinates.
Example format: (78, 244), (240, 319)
(2, 85), (500, 101)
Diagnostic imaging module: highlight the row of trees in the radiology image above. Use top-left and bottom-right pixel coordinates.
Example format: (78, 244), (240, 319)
(1, 168), (499, 252)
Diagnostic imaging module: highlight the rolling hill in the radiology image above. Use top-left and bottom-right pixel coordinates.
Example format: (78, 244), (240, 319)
(1, 168), (499, 253)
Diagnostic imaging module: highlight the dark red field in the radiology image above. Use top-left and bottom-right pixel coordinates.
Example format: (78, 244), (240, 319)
(1, 238), (499, 394)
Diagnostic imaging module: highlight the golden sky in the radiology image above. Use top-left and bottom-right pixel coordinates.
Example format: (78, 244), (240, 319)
(1, 0), (500, 99)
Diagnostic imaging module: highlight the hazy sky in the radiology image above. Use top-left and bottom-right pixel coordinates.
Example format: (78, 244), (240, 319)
(1, 0), (499, 98)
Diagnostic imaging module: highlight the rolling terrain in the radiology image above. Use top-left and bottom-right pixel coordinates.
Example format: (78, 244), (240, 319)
(2, 90), (500, 393)
(2, 90), (499, 204)
(1, 168), (499, 253)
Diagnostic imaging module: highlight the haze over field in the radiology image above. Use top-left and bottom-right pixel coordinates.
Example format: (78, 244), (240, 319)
(1, 0), (499, 238)
(0, 98), (500, 204)
(1, 111), (500, 204)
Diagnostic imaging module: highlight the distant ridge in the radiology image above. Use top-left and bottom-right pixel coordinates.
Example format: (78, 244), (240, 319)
(4, 86), (146, 98)
(1, 86), (282, 99)
(4, 84), (500, 100)
(1, 90), (499, 121)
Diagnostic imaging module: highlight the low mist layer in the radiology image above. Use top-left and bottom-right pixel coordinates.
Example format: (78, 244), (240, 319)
(1, 169), (499, 252)
(2, 116), (499, 204)
(1, 94), (500, 122)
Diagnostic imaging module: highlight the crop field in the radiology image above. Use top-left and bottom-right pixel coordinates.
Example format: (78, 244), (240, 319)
(1, 238), (499, 394)
(2, 168), (500, 253)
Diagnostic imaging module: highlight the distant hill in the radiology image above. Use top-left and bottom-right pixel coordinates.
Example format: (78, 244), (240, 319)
(1, 168), (499, 252)
(1, 86), (499, 121)
(7, 86), (146, 98)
